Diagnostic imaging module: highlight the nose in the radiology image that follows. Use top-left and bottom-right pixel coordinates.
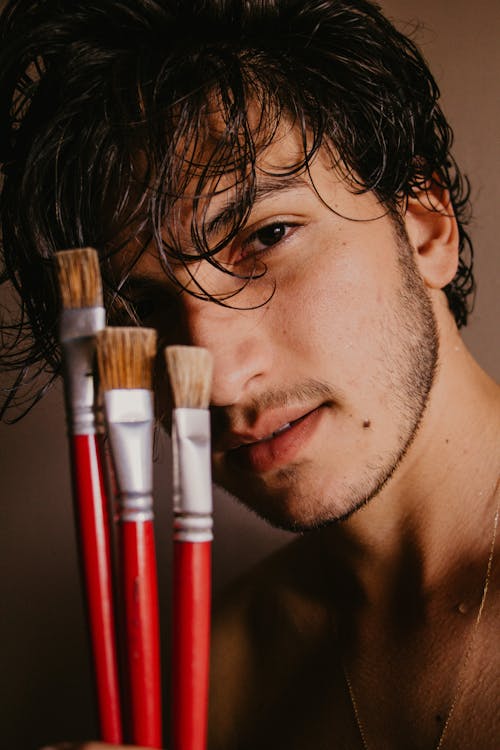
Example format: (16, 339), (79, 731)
(180, 292), (272, 407)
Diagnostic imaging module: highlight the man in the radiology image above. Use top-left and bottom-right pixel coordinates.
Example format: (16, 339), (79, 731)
(0, 1), (498, 749)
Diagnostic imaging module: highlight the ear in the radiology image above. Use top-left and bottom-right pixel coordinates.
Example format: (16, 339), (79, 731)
(403, 182), (459, 289)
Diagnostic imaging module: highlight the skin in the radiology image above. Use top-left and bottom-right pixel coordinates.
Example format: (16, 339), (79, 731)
(204, 135), (500, 749)
(45, 130), (500, 749)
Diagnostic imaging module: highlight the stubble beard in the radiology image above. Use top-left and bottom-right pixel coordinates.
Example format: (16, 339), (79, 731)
(222, 229), (439, 533)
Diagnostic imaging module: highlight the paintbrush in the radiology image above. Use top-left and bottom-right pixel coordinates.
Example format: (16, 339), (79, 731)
(97, 326), (162, 748)
(165, 345), (214, 750)
(55, 247), (123, 743)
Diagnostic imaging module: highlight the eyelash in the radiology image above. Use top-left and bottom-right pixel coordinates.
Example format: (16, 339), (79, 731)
(238, 221), (298, 261)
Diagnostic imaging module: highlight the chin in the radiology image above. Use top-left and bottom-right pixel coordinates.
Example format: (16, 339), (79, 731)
(218, 451), (407, 532)
(220, 473), (362, 533)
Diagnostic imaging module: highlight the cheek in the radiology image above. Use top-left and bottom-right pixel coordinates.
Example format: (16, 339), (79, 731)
(273, 241), (392, 368)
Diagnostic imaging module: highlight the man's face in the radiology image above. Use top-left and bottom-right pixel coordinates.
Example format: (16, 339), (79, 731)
(123, 128), (438, 531)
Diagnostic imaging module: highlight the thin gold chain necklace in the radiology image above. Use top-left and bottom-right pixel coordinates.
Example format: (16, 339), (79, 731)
(341, 478), (500, 750)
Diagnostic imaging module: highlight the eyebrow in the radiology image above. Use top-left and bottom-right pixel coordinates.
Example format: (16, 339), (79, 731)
(203, 174), (311, 241)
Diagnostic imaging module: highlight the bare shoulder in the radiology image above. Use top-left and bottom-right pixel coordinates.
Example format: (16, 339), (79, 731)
(208, 533), (329, 749)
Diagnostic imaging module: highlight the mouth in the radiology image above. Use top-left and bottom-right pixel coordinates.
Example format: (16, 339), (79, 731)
(225, 405), (325, 474)
(237, 411), (312, 446)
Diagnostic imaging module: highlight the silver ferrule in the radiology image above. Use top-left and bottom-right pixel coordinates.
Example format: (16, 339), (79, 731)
(173, 514), (213, 543)
(60, 307), (106, 435)
(104, 389), (154, 523)
(172, 407), (213, 542)
(119, 492), (155, 523)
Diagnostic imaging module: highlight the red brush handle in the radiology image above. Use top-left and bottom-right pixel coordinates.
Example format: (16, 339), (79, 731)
(173, 540), (212, 750)
(121, 520), (162, 748)
(71, 434), (123, 743)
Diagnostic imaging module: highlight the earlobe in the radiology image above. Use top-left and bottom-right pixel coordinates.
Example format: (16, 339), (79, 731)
(404, 182), (459, 290)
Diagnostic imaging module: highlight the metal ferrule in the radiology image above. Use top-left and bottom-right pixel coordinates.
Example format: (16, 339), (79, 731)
(172, 407), (213, 542)
(60, 307), (106, 435)
(104, 389), (154, 523)
(173, 515), (213, 543)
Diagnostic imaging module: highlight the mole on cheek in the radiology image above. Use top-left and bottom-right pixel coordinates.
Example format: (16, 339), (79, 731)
(362, 419), (371, 428)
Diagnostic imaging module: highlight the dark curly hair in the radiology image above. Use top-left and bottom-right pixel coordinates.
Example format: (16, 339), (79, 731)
(0, 0), (474, 419)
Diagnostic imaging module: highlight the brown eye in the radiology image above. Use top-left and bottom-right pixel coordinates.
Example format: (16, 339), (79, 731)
(253, 223), (287, 247)
(241, 222), (296, 260)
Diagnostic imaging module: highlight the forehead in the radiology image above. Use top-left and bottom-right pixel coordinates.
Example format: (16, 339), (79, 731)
(170, 110), (382, 232)
(180, 120), (385, 231)
(172, 109), (310, 209)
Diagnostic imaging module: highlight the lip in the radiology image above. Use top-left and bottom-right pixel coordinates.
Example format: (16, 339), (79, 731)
(226, 405), (325, 474)
(218, 404), (325, 451)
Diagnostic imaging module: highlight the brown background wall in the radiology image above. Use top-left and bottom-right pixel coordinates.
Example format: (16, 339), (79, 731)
(0, 1), (498, 747)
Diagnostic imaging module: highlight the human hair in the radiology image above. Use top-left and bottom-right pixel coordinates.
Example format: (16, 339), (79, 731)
(0, 0), (474, 419)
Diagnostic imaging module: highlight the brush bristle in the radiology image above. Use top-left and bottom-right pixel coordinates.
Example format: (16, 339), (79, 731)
(165, 346), (213, 409)
(55, 247), (103, 308)
(97, 327), (158, 391)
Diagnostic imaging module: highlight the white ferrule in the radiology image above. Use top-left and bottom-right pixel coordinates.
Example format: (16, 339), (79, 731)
(60, 307), (106, 435)
(104, 389), (154, 522)
(172, 407), (213, 525)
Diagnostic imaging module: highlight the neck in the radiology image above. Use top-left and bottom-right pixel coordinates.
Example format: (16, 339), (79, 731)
(321, 311), (500, 598)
